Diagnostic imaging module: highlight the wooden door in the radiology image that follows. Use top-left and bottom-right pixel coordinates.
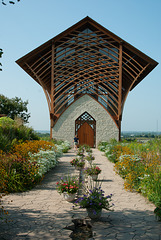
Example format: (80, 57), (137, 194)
(78, 122), (94, 147)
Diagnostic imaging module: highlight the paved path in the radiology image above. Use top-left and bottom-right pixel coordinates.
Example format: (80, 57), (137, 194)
(0, 149), (160, 240)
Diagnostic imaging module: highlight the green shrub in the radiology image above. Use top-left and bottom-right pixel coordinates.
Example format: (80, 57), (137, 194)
(0, 139), (70, 193)
(98, 139), (161, 208)
(0, 117), (15, 127)
(0, 117), (39, 152)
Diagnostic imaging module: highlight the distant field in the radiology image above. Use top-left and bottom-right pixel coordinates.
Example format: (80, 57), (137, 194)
(121, 131), (161, 141)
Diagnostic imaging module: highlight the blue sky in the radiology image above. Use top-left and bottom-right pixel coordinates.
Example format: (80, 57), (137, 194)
(1, 0), (161, 132)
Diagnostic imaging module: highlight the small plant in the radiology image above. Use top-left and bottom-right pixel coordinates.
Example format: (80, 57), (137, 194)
(82, 144), (92, 153)
(154, 199), (161, 221)
(77, 152), (84, 158)
(77, 146), (85, 157)
(85, 154), (95, 162)
(0, 194), (9, 223)
(154, 207), (161, 221)
(56, 175), (79, 194)
(70, 158), (85, 168)
(85, 165), (101, 176)
(74, 182), (114, 214)
(70, 158), (79, 166)
(76, 159), (85, 168)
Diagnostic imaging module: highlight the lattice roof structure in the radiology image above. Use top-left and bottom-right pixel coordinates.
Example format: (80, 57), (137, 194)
(16, 16), (158, 139)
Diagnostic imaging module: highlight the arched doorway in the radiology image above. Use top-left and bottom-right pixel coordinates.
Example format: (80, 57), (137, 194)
(75, 112), (96, 147)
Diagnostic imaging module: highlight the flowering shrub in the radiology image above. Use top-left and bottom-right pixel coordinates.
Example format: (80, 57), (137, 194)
(54, 144), (63, 158)
(60, 140), (71, 153)
(74, 185), (114, 214)
(12, 140), (56, 159)
(56, 175), (79, 194)
(140, 170), (161, 204)
(29, 149), (58, 177)
(85, 165), (101, 176)
(0, 140), (69, 192)
(107, 145), (134, 163)
(98, 139), (161, 208)
(115, 154), (144, 191)
(0, 152), (41, 192)
(55, 140), (70, 155)
(98, 141), (109, 152)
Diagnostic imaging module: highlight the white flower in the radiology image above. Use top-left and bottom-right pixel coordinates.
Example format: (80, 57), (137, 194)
(28, 140), (70, 177)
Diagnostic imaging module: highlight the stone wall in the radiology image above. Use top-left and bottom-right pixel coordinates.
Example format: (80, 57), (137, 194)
(52, 95), (119, 147)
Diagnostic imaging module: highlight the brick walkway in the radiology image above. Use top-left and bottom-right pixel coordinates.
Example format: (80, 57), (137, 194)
(0, 149), (160, 240)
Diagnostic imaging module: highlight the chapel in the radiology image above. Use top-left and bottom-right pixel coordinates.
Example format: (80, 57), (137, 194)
(16, 17), (158, 147)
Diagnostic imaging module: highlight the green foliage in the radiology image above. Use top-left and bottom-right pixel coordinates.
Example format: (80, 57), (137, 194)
(0, 116), (14, 126)
(51, 139), (71, 153)
(98, 141), (109, 152)
(0, 94), (30, 123)
(0, 117), (39, 152)
(2, 0), (20, 5)
(84, 165), (101, 176)
(74, 181), (114, 212)
(0, 139), (69, 193)
(0, 132), (13, 152)
(37, 132), (50, 141)
(56, 175), (79, 194)
(98, 139), (118, 155)
(0, 48), (3, 71)
(99, 139), (161, 208)
(29, 149), (58, 178)
(140, 170), (161, 205)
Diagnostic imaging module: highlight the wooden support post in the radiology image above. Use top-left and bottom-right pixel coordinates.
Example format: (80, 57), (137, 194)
(118, 42), (123, 141)
(50, 41), (55, 139)
(74, 38), (78, 100)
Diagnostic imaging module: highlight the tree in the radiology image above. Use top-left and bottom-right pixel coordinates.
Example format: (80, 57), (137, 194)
(1, 1), (21, 70)
(0, 49), (3, 71)
(2, 0), (20, 5)
(0, 94), (30, 123)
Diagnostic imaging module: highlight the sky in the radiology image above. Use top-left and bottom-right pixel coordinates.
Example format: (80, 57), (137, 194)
(1, 0), (161, 132)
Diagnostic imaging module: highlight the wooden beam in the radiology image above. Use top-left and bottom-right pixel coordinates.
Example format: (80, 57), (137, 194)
(118, 42), (123, 141)
(50, 41), (55, 139)
(25, 63), (51, 114)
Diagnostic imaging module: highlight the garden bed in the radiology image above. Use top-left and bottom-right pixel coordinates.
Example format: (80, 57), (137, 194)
(98, 139), (161, 210)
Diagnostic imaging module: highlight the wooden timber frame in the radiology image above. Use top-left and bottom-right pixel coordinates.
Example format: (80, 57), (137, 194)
(16, 16), (158, 140)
